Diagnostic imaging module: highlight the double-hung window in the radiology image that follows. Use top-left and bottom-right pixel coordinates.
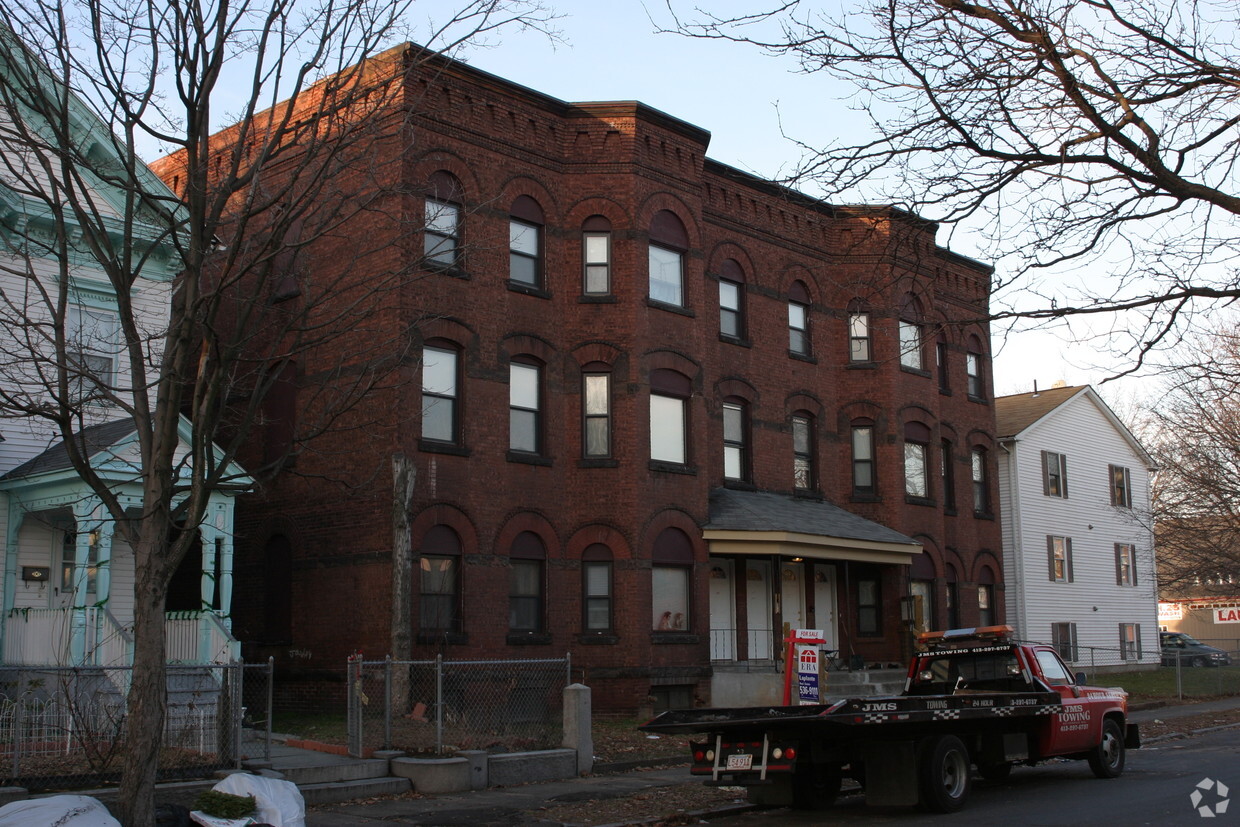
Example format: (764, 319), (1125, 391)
(422, 345), (459, 443)
(66, 304), (119, 403)
(722, 400), (748, 481)
(509, 360), (542, 454)
(1109, 465), (1132, 507)
(1042, 451), (1068, 497)
(582, 215), (611, 295)
(509, 532), (545, 633)
(788, 281), (811, 356)
(648, 210), (689, 308)
(509, 195), (545, 289)
(582, 368), (611, 458)
(419, 525), (462, 635)
(852, 423), (876, 495)
(425, 198), (460, 267)
(899, 295), (924, 370)
(652, 528), (693, 632)
(848, 309), (871, 362)
(650, 369), (691, 466)
(971, 447), (990, 514)
(904, 423), (932, 500)
(1048, 535), (1074, 582)
(717, 259), (746, 339)
(582, 544), (613, 633)
(966, 335), (986, 399)
(1115, 543), (1137, 586)
(792, 414), (814, 491)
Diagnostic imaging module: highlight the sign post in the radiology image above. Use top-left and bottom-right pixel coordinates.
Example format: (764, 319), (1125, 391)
(782, 628), (826, 705)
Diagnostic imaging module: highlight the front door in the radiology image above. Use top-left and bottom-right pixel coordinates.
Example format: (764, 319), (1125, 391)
(813, 564), (838, 650)
(746, 561), (772, 660)
(708, 559), (736, 661)
(781, 562), (806, 639)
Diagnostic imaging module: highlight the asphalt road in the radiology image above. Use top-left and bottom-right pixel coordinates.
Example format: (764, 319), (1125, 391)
(715, 727), (1240, 826)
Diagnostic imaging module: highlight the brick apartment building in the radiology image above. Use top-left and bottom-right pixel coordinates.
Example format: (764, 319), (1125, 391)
(167, 46), (1003, 713)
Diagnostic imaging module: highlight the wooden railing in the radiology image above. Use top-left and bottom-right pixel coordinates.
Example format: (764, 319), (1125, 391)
(4, 608), (234, 666)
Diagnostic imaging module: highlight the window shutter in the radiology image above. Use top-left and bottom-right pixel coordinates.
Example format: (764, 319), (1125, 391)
(1136, 624), (1142, 657)
(1132, 549), (1138, 586)
(1060, 455), (1068, 497)
(1041, 451), (1051, 495)
(1047, 536), (1056, 581)
(1115, 544), (1123, 586)
(1066, 538), (1074, 583)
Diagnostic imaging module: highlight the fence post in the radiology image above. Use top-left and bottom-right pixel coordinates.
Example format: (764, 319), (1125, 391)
(434, 654), (443, 758)
(1176, 650), (1183, 700)
(347, 654), (363, 759)
(566, 651), (572, 686)
(265, 657), (274, 762)
(384, 656), (392, 751)
(233, 662), (244, 769)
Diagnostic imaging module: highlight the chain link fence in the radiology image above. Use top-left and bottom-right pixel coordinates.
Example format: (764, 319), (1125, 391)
(347, 655), (570, 758)
(0, 660), (273, 791)
(1028, 637), (1240, 700)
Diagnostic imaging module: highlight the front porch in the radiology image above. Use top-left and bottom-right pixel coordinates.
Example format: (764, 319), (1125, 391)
(0, 416), (248, 671)
(2, 607), (238, 667)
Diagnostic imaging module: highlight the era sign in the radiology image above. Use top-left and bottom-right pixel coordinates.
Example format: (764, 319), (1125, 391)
(1215, 607), (1240, 624)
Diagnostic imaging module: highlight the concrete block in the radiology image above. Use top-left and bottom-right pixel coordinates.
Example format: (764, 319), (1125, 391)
(562, 683), (593, 775)
(0, 788), (27, 807)
(298, 776), (410, 806)
(373, 749), (405, 760)
(487, 749), (576, 787)
(458, 750), (488, 790)
(389, 757), (470, 793)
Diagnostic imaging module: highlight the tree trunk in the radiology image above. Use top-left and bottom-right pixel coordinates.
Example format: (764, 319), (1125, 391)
(390, 453), (416, 710)
(116, 535), (170, 827)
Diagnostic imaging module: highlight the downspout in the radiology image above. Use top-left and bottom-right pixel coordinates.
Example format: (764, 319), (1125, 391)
(999, 438), (1026, 638)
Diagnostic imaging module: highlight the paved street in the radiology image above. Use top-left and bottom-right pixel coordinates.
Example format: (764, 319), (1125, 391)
(713, 726), (1240, 826)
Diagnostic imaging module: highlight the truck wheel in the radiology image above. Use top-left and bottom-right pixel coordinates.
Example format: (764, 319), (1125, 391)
(1087, 719), (1126, 778)
(791, 764), (842, 809)
(977, 761), (1012, 782)
(919, 735), (971, 813)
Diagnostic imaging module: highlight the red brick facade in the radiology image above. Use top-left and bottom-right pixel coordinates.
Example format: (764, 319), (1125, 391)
(212, 47), (1003, 713)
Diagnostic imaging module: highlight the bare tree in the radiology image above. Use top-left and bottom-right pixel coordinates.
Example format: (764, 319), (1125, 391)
(0, 1), (557, 824)
(1143, 324), (1240, 597)
(664, 0), (1240, 371)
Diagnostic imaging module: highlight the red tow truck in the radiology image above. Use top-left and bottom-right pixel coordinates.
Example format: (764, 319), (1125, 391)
(640, 626), (1140, 812)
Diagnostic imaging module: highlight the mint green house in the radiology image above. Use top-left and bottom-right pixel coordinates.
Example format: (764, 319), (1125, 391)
(0, 47), (248, 669)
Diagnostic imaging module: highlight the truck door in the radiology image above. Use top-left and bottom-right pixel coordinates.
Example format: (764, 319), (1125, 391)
(1032, 647), (1096, 754)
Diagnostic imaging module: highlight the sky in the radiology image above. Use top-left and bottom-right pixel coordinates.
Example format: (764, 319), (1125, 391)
(414, 0), (1152, 404)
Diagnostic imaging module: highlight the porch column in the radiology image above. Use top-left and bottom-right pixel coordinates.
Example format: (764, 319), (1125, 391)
(69, 498), (102, 665)
(94, 522), (114, 609)
(198, 521), (220, 663)
(1, 501), (27, 660)
(213, 502), (235, 626)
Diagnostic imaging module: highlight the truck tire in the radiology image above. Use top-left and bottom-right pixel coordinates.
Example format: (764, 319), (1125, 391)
(919, 735), (971, 813)
(791, 764), (842, 809)
(1087, 718), (1126, 778)
(977, 761), (1012, 781)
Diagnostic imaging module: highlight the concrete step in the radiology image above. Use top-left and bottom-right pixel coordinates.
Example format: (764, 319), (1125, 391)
(298, 776), (412, 806)
(274, 757), (392, 786)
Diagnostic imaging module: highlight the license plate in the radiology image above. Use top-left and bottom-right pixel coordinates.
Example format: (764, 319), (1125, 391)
(726, 753), (753, 770)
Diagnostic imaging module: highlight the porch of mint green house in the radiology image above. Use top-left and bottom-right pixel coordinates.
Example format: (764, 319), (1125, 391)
(0, 417), (247, 670)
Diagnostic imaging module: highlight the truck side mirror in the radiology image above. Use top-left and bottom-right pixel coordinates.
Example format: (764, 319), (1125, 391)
(1074, 671), (1087, 686)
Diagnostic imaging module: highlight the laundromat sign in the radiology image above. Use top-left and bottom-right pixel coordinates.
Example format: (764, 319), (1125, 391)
(1215, 607), (1240, 624)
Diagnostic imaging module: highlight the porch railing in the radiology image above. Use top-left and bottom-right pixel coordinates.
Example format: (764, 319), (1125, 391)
(165, 611), (238, 664)
(5, 608), (234, 666)
(89, 608), (133, 669)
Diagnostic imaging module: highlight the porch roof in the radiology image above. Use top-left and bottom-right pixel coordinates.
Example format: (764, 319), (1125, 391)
(0, 415), (250, 510)
(703, 488), (922, 565)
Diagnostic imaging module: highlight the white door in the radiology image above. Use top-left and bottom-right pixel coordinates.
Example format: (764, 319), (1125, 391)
(813, 565), (838, 650)
(746, 561), (772, 660)
(708, 559), (736, 661)
(781, 562), (806, 638)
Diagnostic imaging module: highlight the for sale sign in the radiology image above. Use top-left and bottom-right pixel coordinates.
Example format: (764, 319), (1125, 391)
(793, 628), (825, 705)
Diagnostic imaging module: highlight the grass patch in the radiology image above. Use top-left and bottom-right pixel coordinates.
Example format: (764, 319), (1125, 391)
(272, 711), (348, 744)
(1086, 666), (1240, 701)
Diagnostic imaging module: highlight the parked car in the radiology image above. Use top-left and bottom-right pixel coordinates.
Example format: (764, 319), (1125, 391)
(1160, 631), (1232, 667)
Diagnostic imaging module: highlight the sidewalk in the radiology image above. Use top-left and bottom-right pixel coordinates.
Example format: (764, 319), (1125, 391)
(296, 694), (1240, 827)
